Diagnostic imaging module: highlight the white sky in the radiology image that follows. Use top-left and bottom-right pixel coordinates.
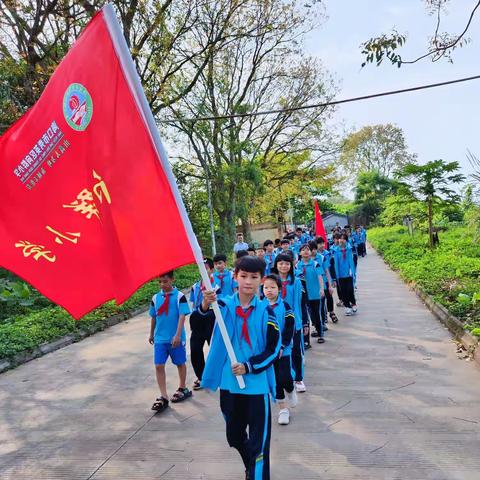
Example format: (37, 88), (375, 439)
(305, 0), (480, 178)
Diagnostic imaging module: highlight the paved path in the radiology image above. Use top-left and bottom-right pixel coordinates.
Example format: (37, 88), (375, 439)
(1, 248), (480, 480)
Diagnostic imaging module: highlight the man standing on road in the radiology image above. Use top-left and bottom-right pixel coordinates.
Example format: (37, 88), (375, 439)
(233, 232), (249, 253)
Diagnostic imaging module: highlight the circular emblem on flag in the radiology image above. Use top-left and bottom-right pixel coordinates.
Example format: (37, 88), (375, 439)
(63, 83), (93, 131)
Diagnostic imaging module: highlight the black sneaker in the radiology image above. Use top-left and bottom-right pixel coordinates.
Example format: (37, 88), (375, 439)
(317, 337), (326, 344)
(311, 331), (319, 338)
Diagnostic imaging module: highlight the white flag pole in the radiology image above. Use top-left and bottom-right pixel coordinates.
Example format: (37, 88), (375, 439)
(102, 4), (245, 389)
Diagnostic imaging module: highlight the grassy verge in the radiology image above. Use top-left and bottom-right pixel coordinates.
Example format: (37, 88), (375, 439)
(368, 226), (480, 337)
(0, 264), (199, 360)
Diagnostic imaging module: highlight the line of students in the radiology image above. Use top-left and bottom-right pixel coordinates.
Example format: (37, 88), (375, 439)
(147, 225), (366, 480)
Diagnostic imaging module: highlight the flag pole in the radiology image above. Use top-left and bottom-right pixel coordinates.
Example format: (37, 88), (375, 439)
(102, 3), (245, 389)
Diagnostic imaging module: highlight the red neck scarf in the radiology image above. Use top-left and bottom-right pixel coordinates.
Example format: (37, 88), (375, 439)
(341, 248), (347, 260)
(281, 280), (288, 299)
(236, 305), (254, 348)
(157, 292), (171, 316)
(217, 272), (225, 288)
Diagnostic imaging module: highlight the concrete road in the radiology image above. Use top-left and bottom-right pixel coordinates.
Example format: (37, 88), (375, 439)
(1, 248), (479, 480)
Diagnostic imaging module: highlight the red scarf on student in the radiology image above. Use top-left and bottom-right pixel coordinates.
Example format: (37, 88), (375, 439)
(236, 305), (254, 348)
(157, 292), (171, 316)
(281, 280), (288, 299)
(341, 249), (347, 260)
(217, 273), (225, 288)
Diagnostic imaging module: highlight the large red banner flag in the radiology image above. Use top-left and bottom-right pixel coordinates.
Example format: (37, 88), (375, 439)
(0, 6), (199, 319)
(314, 201), (327, 242)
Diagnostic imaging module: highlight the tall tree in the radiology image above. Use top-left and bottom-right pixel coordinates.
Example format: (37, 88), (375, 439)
(396, 160), (465, 247)
(0, 0), (250, 131)
(168, 0), (337, 252)
(353, 171), (398, 225)
(340, 124), (416, 179)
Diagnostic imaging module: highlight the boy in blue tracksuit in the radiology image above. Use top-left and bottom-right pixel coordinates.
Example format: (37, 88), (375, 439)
(263, 274), (296, 425)
(355, 225), (367, 257)
(200, 256), (281, 480)
(189, 258), (216, 391)
(295, 244), (325, 343)
(314, 238), (338, 323)
(213, 253), (236, 298)
(263, 240), (277, 275)
(333, 234), (357, 316)
(272, 252), (309, 392)
(149, 271), (192, 413)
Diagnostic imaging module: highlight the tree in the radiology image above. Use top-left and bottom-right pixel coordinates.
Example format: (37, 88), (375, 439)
(0, 0), (251, 132)
(396, 160), (465, 247)
(168, 0), (337, 252)
(361, 0), (480, 67)
(353, 171), (398, 225)
(340, 124), (416, 179)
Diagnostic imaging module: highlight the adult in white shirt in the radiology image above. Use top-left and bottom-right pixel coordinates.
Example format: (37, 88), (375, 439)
(233, 233), (249, 253)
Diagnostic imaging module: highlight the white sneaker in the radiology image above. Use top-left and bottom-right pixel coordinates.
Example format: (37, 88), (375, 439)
(286, 389), (298, 408)
(278, 408), (290, 425)
(295, 381), (306, 393)
(352, 305), (358, 313)
(345, 308), (353, 316)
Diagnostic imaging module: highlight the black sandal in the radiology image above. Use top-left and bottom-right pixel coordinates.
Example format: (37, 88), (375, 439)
(151, 396), (169, 413)
(193, 379), (202, 391)
(317, 337), (326, 344)
(330, 313), (339, 323)
(171, 387), (193, 403)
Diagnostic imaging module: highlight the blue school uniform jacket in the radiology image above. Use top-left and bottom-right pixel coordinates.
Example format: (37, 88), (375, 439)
(270, 298), (294, 356)
(280, 276), (303, 331)
(213, 269), (235, 298)
(295, 259), (323, 301)
(333, 244), (356, 280)
(264, 252), (277, 276)
(201, 294), (281, 397)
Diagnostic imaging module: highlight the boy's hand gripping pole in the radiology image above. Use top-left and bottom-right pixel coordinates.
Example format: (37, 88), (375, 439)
(197, 260), (245, 389)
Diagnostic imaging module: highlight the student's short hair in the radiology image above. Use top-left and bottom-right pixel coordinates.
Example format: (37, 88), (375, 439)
(334, 233), (341, 240)
(159, 270), (174, 279)
(247, 246), (256, 253)
(308, 240), (318, 250)
(236, 232), (243, 237)
(213, 253), (227, 263)
(236, 249), (249, 259)
(263, 239), (274, 247)
(256, 246), (265, 252)
(299, 243), (311, 252)
(280, 238), (290, 245)
(235, 256), (266, 276)
(204, 257), (214, 269)
(317, 237), (325, 244)
(274, 238), (281, 245)
(263, 274), (282, 289)
(340, 233), (349, 241)
(295, 227), (302, 231)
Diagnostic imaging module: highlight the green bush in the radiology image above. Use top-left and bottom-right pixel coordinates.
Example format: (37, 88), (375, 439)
(0, 264), (199, 360)
(369, 226), (480, 330)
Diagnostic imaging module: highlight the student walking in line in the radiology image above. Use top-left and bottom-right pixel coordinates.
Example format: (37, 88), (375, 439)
(199, 256), (281, 480)
(333, 234), (357, 316)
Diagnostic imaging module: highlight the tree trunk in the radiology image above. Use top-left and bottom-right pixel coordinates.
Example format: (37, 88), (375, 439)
(427, 197), (434, 248)
(217, 209), (237, 255)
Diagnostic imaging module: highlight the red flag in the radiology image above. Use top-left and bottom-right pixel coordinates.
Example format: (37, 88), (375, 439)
(0, 8), (197, 319)
(315, 201), (327, 242)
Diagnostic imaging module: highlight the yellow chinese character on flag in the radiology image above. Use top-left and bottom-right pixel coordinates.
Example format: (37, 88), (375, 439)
(15, 241), (56, 263)
(46, 226), (81, 245)
(63, 188), (99, 220)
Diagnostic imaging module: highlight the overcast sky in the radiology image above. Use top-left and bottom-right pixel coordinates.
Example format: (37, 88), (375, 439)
(305, 0), (480, 178)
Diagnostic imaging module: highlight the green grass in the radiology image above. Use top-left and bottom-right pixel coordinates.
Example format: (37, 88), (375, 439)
(368, 226), (480, 335)
(0, 264), (199, 360)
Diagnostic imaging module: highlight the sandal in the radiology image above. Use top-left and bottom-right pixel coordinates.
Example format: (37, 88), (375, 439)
(330, 313), (339, 323)
(193, 379), (202, 391)
(151, 396), (169, 413)
(171, 387), (193, 403)
(317, 337), (325, 344)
